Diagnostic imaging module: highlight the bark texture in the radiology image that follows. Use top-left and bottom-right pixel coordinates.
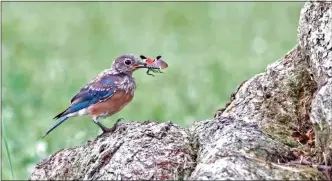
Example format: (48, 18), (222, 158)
(298, 1), (332, 165)
(31, 121), (196, 180)
(30, 2), (332, 180)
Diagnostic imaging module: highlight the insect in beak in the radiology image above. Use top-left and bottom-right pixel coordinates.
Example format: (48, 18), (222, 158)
(140, 55), (168, 77)
(133, 60), (160, 73)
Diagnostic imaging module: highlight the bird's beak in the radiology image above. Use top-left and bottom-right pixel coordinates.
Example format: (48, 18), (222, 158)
(131, 61), (148, 69)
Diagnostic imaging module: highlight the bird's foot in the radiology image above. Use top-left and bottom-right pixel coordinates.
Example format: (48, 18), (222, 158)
(101, 118), (124, 134)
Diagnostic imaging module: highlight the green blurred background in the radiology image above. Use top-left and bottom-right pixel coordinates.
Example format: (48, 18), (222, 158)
(2, 2), (303, 179)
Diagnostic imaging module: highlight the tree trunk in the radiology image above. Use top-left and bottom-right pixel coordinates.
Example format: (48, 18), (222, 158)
(30, 2), (332, 180)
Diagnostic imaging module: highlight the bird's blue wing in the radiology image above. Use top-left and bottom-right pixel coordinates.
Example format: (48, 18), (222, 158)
(62, 74), (120, 117)
(46, 74), (121, 138)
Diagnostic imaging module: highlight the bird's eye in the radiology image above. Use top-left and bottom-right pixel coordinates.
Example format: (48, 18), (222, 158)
(124, 59), (132, 65)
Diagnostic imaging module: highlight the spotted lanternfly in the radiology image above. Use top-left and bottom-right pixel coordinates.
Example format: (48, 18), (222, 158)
(140, 55), (168, 77)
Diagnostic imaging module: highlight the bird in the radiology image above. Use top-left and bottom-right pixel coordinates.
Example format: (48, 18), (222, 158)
(42, 54), (153, 138)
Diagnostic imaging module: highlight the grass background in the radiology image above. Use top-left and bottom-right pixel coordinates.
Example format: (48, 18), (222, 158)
(2, 2), (303, 179)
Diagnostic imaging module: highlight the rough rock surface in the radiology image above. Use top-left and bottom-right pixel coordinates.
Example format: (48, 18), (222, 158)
(189, 117), (321, 180)
(298, 1), (332, 165)
(30, 2), (332, 180)
(31, 121), (196, 180)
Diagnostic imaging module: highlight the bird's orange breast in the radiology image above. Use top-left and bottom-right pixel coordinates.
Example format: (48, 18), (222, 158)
(88, 90), (134, 117)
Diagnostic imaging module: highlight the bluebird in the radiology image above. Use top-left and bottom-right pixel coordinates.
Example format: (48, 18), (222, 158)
(42, 54), (155, 138)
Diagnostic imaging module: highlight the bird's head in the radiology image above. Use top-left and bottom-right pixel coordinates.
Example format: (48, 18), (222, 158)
(110, 54), (150, 74)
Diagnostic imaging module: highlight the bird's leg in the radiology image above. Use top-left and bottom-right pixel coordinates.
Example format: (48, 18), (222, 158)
(93, 117), (123, 133)
(107, 118), (123, 133)
(92, 117), (109, 133)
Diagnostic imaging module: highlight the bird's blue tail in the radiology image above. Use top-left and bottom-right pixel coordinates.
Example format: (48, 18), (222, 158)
(42, 116), (69, 139)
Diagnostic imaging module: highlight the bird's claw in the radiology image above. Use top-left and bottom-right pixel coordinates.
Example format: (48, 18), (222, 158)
(100, 118), (124, 133)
